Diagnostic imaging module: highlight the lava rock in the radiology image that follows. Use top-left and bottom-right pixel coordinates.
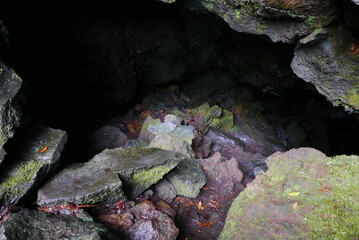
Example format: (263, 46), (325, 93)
(149, 121), (195, 158)
(154, 179), (177, 202)
(3, 209), (111, 240)
(0, 125), (67, 204)
(138, 116), (161, 143)
(198, 0), (338, 43)
(38, 147), (185, 205)
(0, 61), (24, 164)
(291, 24), (359, 111)
(352, 0), (359, 5)
(166, 159), (206, 199)
(220, 148), (359, 239)
(207, 127), (244, 157)
(86, 125), (128, 157)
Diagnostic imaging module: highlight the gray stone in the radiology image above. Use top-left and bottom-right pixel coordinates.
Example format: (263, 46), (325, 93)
(352, 0), (359, 5)
(38, 147), (185, 205)
(0, 61), (24, 164)
(166, 159), (206, 198)
(291, 24), (359, 111)
(0, 225), (5, 240)
(3, 209), (111, 240)
(154, 179), (177, 202)
(87, 125), (128, 156)
(164, 114), (181, 125)
(139, 116), (161, 143)
(0, 125), (67, 204)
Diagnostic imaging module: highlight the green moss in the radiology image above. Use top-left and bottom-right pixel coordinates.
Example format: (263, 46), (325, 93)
(0, 160), (44, 201)
(127, 165), (174, 198)
(256, 20), (267, 34)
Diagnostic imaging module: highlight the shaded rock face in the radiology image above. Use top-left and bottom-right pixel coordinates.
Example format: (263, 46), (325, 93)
(37, 147), (185, 205)
(0, 125), (67, 204)
(292, 24), (359, 111)
(220, 148), (359, 239)
(198, 0), (338, 43)
(0, 61), (23, 164)
(3, 209), (110, 240)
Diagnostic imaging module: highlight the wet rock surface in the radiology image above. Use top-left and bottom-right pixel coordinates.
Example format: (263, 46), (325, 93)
(0, 125), (67, 204)
(220, 148), (359, 239)
(38, 147), (185, 205)
(3, 208), (111, 240)
(0, 61), (24, 164)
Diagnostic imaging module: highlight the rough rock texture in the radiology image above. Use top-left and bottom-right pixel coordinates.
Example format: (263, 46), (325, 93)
(0, 61), (24, 164)
(139, 116), (161, 143)
(220, 148), (359, 239)
(3, 209), (111, 240)
(0, 125), (67, 204)
(166, 159), (206, 198)
(198, 0), (338, 43)
(38, 147), (185, 205)
(98, 200), (178, 240)
(154, 179), (177, 202)
(149, 121), (195, 158)
(352, 0), (359, 5)
(291, 24), (359, 111)
(0, 225), (5, 240)
(86, 125), (128, 157)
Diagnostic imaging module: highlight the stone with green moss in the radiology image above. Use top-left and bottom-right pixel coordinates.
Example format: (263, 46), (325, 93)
(166, 159), (206, 198)
(0, 125), (67, 204)
(138, 116), (161, 142)
(38, 147), (185, 205)
(0, 61), (24, 164)
(3, 209), (113, 240)
(220, 148), (359, 239)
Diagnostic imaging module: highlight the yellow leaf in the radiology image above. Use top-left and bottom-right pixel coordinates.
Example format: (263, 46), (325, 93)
(289, 192), (300, 196)
(291, 202), (298, 210)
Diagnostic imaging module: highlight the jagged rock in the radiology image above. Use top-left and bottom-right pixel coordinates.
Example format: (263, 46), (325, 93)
(0, 125), (67, 204)
(198, 0), (338, 43)
(139, 116), (161, 143)
(352, 0), (359, 5)
(207, 127), (244, 156)
(86, 125), (128, 157)
(220, 148), (359, 239)
(38, 147), (185, 205)
(3, 209), (111, 240)
(164, 114), (181, 125)
(166, 159), (206, 198)
(154, 179), (177, 202)
(291, 24), (359, 111)
(149, 121), (195, 158)
(0, 61), (24, 164)
(98, 200), (178, 240)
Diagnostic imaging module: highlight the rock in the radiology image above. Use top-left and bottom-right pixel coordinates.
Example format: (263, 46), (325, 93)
(286, 122), (307, 147)
(220, 148), (359, 239)
(166, 159), (206, 198)
(154, 179), (177, 202)
(291, 24), (359, 111)
(0, 225), (5, 240)
(0, 125), (67, 204)
(149, 121), (195, 158)
(164, 114), (181, 125)
(38, 147), (185, 205)
(86, 125), (128, 157)
(3, 209), (111, 240)
(157, 0), (176, 3)
(198, 0), (338, 43)
(138, 116), (161, 143)
(352, 0), (359, 5)
(206, 127), (244, 158)
(0, 61), (24, 164)
(98, 200), (178, 240)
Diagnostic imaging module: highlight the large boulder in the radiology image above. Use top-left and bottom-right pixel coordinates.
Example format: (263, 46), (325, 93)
(0, 125), (67, 204)
(220, 148), (359, 239)
(0, 61), (24, 164)
(3, 209), (112, 240)
(198, 0), (338, 43)
(38, 147), (185, 205)
(291, 24), (359, 111)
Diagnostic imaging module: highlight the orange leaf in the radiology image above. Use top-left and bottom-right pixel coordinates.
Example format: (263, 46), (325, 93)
(291, 202), (298, 210)
(39, 146), (49, 153)
(320, 188), (330, 192)
(198, 201), (204, 211)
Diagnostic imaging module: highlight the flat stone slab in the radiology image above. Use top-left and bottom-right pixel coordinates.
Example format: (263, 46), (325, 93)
(38, 147), (185, 205)
(0, 125), (67, 204)
(3, 209), (111, 240)
(220, 148), (359, 239)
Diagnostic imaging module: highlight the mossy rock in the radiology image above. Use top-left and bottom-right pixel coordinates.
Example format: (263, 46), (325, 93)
(38, 147), (185, 205)
(220, 148), (359, 239)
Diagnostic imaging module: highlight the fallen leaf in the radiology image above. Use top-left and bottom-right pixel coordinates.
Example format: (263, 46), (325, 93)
(289, 192), (300, 196)
(202, 187), (209, 191)
(39, 146), (49, 153)
(179, 198), (185, 203)
(198, 221), (213, 228)
(291, 202), (298, 210)
(320, 188), (330, 192)
(198, 201), (204, 211)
